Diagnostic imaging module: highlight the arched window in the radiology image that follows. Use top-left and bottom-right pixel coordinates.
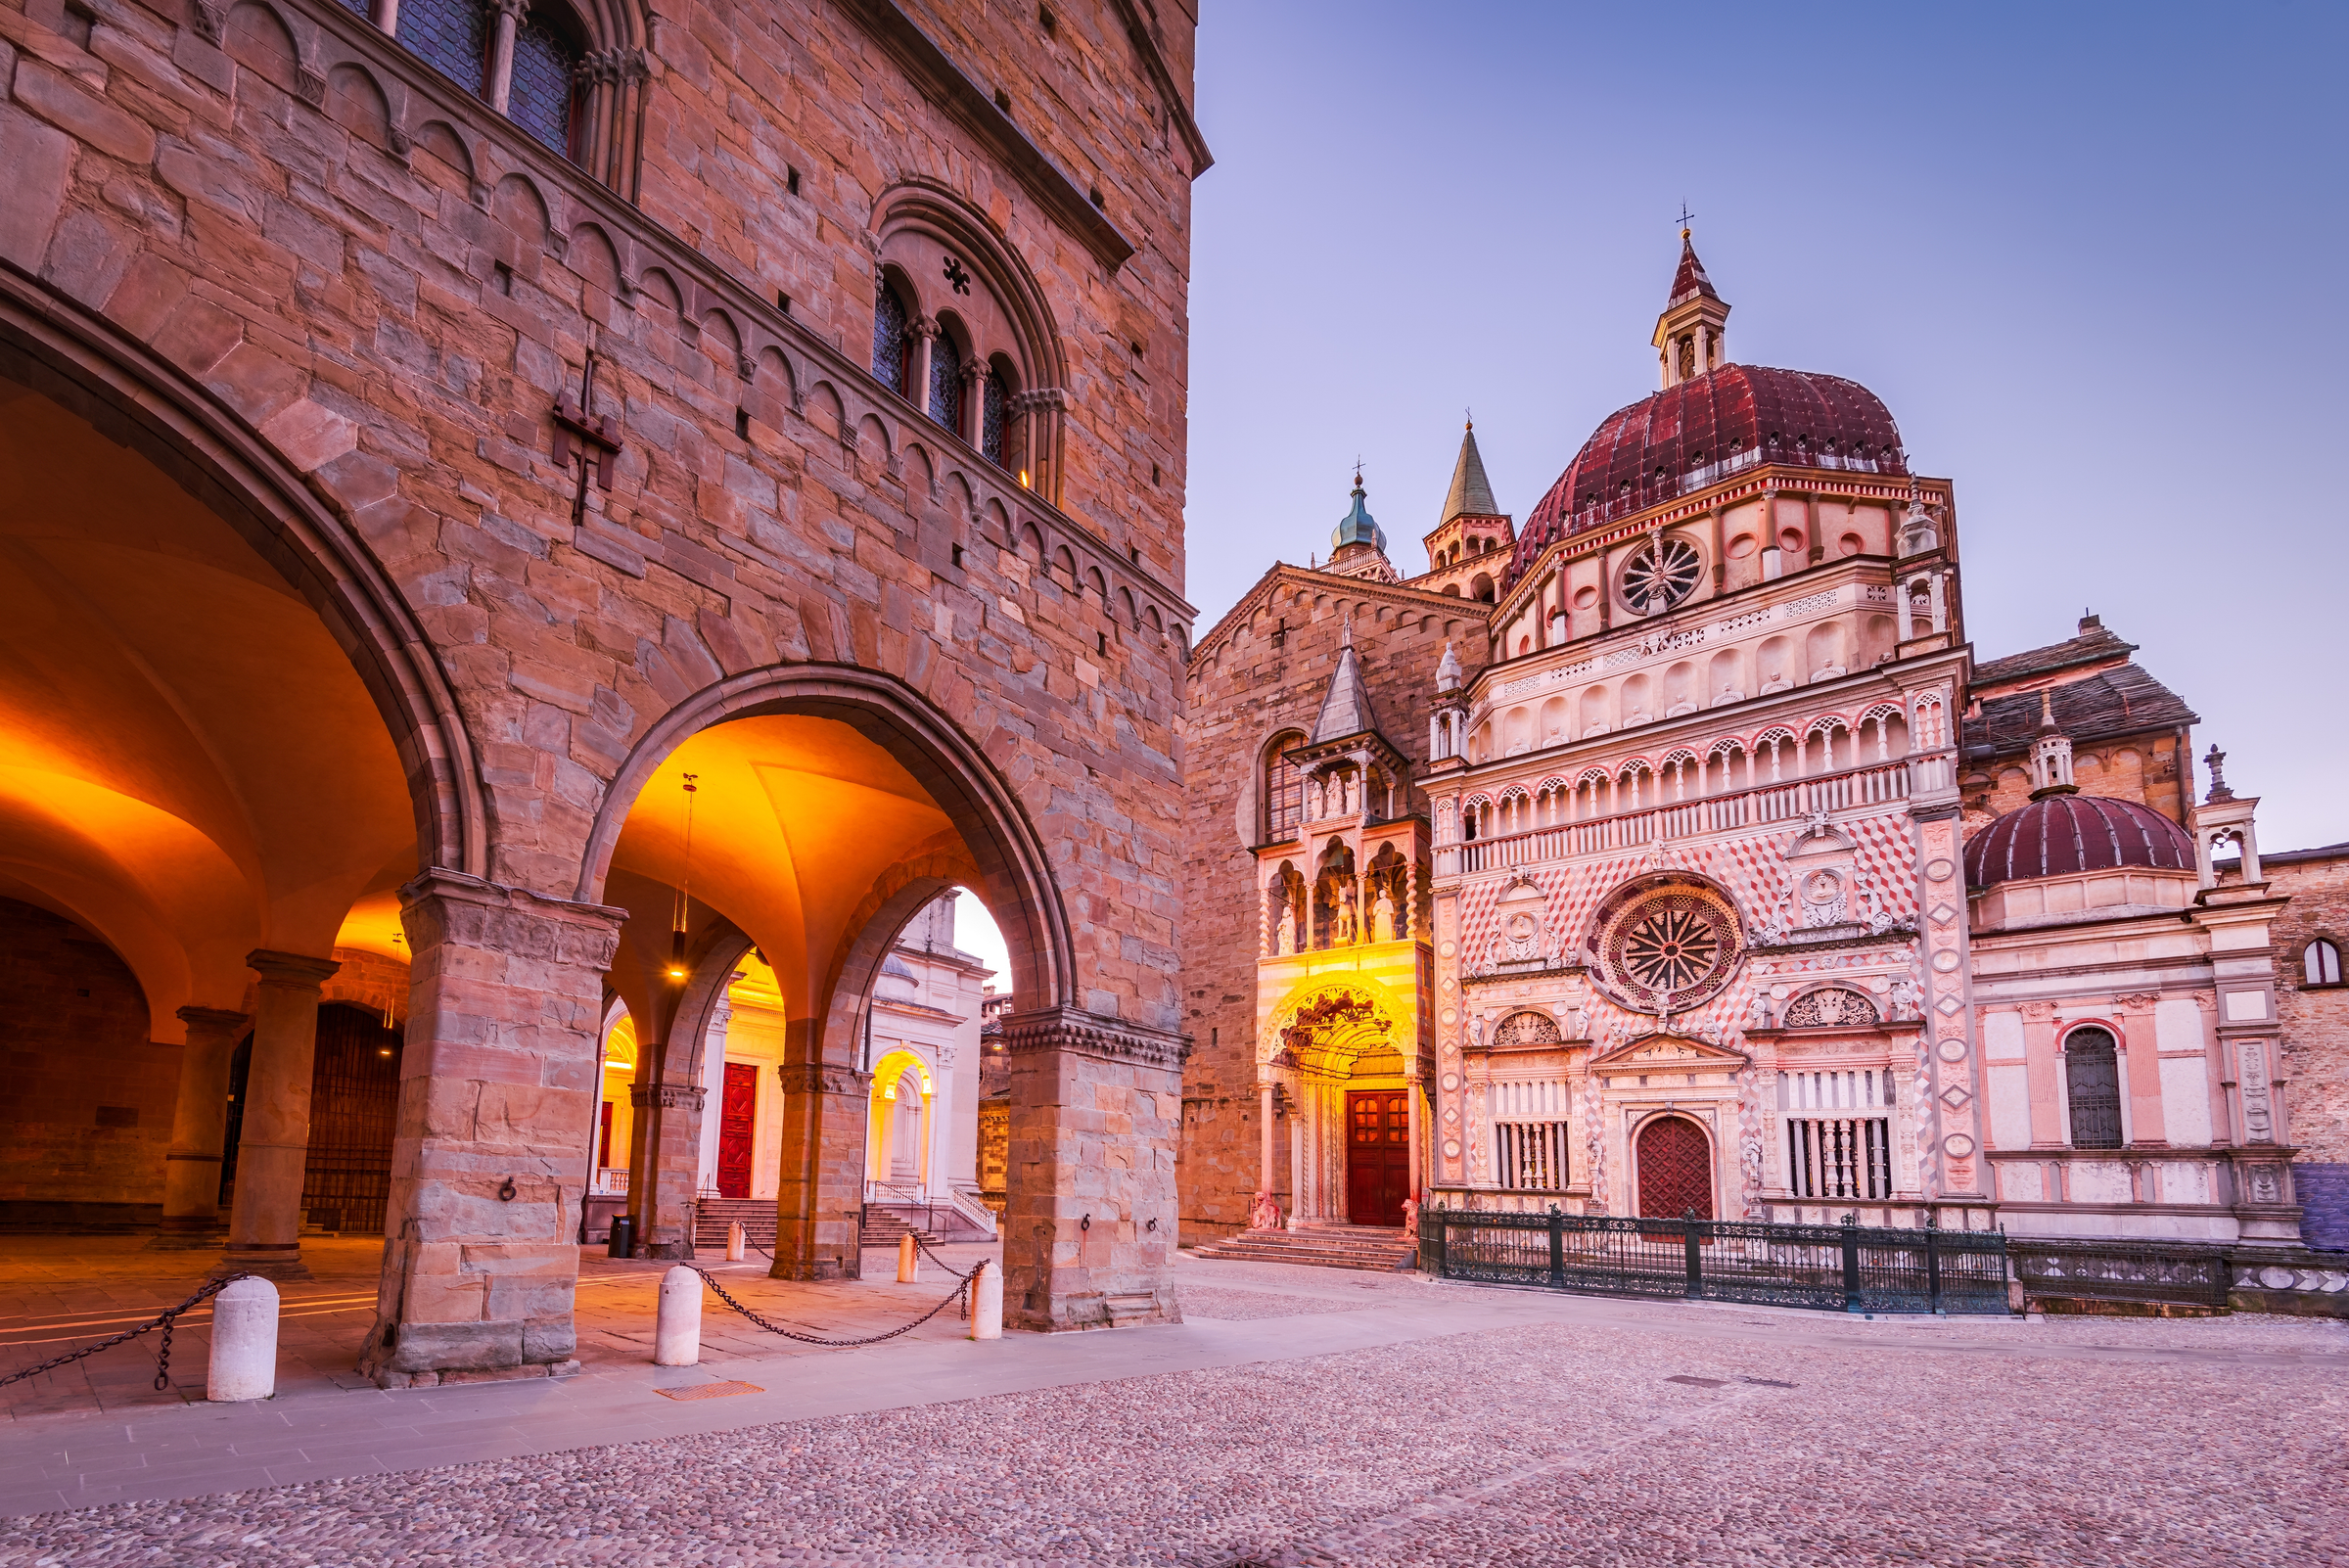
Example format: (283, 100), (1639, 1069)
(928, 329), (963, 432)
(508, 13), (584, 158)
(397, 0), (488, 94)
(1262, 731), (1306, 844)
(2063, 1027), (2123, 1149)
(2306, 939), (2343, 986)
(871, 281), (910, 394)
(981, 365), (1011, 466)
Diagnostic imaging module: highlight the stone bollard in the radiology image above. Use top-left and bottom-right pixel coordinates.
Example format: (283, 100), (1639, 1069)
(726, 1221), (746, 1262)
(655, 1266), (702, 1366)
(898, 1233), (918, 1282)
(207, 1275), (280, 1402)
(968, 1258), (1002, 1341)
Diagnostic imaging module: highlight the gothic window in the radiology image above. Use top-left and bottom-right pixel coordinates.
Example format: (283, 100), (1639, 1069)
(1262, 731), (1306, 844)
(2305, 939), (2342, 987)
(2063, 1027), (2123, 1149)
(981, 365), (1011, 466)
(1780, 988), (1880, 1029)
(1620, 535), (1704, 615)
(508, 14), (583, 158)
(871, 281), (910, 394)
(929, 328), (963, 432)
(396, 0), (488, 94)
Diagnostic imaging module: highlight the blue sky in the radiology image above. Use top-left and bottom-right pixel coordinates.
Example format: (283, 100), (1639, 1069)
(1178, 2), (2348, 851)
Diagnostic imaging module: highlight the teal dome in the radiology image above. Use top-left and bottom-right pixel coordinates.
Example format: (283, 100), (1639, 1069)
(1332, 476), (1386, 553)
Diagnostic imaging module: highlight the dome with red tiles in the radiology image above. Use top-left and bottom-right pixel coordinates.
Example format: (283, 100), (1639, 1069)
(1962, 794), (2196, 889)
(1506, 364), (1908, 586)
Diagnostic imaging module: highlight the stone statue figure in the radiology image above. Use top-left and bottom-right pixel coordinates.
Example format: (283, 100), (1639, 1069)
(1250, 1191), (1282, 1231)
(1334, 887), (1358, 945)
(1372, 889), (1397, 944)
(1402, 1197), (1420, 1240)
(1275, 900), (1296, 956)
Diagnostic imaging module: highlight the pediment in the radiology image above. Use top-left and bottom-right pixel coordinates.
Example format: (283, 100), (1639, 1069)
(1588, 1032), (1750, 1074)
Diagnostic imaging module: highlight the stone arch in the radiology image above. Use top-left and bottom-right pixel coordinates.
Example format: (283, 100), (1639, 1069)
(871, 180), (1067, 394)
(0, 258), (485, 879)
(1632, 1111), (1717, 1221)
(1260, 974), (1414, 1072)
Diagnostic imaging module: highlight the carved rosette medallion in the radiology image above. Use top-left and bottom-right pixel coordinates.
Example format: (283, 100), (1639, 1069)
(1587, 877), (1744, 1016)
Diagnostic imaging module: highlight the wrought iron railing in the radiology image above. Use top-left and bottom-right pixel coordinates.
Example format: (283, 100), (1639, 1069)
(1420, 1206), (2011, 1315)
(2005, 1237), (2232, 1311)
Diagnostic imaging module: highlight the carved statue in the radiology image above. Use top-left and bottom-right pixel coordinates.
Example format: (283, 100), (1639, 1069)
(1250, 1191), (1282, 1231)
(1402, 1197), (1420, 1240)
(1335, 888), (1358, 945)
(1748, 992), (1774, 1031)
(1887, 971), (1923, 1020)
(1372, 889), (1398, 944)
(1275, 900), (1296, 956)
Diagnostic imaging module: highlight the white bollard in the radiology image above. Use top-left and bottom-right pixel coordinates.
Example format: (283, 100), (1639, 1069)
(726, 1221), (746, 1262)
(898, 1233), (918, 1282)
(207, 1275), (280, 1402)
(655, 1266), (702, 1366)
(968, 1258), (1002, 1341)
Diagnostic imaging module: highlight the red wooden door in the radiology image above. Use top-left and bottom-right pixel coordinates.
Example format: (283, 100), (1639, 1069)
(1636, 1116), (1714, 1221)
(597, 1099), (614, 1170)
(1345, 1089), (1412, 1226)
(717, 1061), (758, 1199)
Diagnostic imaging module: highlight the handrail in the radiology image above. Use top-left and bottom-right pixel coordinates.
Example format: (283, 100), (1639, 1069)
(1456, 756), (1938, 874)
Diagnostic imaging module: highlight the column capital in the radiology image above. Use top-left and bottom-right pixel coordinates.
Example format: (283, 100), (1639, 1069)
(176, 1004), (252, 1031)
(629, 1082), (706, 1112)
(1000, 1005), (1189, 1069)
(398, 868), (627, 970)
(245, 949), (341, 987)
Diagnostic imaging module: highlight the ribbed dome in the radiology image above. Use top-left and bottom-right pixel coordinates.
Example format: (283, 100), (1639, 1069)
(1507, 365), (1907, 585)
(1963, 794), (2196, 889)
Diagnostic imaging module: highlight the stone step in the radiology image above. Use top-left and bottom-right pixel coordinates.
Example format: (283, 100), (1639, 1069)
(857, 1208), (942, 1249)
(1189, 1227), (1418, 1272)
(692, 1199), (778, 1250)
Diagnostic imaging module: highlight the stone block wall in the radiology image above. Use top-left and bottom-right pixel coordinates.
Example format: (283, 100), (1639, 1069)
(2262, 849), (2349, 1251)
(0, 898), (176, 1224)
(1177, 575), (1489, 1238)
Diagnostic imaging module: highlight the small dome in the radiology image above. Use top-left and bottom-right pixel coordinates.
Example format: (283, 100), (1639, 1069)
(1332, 476), (1385, 554)
(1963, 795), (2195, 889)
(1508, 364), (1906, 585)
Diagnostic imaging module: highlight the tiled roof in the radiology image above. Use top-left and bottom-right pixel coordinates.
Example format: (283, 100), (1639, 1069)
(1667, 232), (1719, 306)
(1961, 665), (2197, 759)
(1970, 618), (2139, 691)
(1310, 636), (1382, 745)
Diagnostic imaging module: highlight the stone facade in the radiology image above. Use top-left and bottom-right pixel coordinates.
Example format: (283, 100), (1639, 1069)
(2255, 846), (2349, 1249)
(2, 0), (1205, 1374)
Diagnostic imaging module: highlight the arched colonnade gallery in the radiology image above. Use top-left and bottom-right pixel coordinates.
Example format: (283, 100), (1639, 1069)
(0, 280), (1185, 1384)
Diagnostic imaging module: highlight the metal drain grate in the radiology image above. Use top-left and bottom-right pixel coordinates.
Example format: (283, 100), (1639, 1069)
(1740, 1376), (1798, 1388)
(1664, 1375), (1727, 1388)
(656, 1380), (765, 1401)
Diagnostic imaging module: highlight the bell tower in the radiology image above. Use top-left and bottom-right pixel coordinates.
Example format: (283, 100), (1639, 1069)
(1653, 229), (1730, 388)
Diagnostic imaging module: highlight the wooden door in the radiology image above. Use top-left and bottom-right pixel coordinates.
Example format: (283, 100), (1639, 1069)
(1636, 1116), (1715, 1221)
(1346, 1089), (1412, 1226)
(597, 1100), (614, 1171)
(716, 1061), (758, 1199)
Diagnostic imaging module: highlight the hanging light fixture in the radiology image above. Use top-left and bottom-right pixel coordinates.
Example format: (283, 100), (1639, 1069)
(668, 772), (699, 981)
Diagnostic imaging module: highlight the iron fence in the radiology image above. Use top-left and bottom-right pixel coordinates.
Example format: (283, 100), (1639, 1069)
(1420, 1206), (2011, 1315)
(2005, 1237), (2232, 1311)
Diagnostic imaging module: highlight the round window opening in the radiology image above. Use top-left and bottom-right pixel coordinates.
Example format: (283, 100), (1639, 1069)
(1620, 535), (1703, 616)
(1589, 880), (1743, 1014)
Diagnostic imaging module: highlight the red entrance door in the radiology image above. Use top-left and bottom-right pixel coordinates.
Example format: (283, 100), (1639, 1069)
(1636, 1116), (1714, 1221)
(716, 1061), (758, 1198)
(1346, 1090), (1412, 1226)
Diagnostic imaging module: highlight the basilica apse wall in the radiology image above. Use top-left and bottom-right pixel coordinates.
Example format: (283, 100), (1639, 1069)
(1, 0), (1206, 1368)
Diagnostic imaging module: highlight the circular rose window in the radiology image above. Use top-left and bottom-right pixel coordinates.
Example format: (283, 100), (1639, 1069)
(1588, 880), (1743, 1014)
(1619, 536), (1703, 616)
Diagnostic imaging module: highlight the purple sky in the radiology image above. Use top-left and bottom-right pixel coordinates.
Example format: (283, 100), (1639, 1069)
(1180, 2), (2348, 852)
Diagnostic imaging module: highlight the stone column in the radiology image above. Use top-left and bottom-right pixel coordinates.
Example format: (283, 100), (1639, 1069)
(151, 1005), (251, 1248)
(769, 1036), (869, 1280)
(357, 871), (623, 1388)
(224, 950), (341, 1274)
(625, 1074), (707, 1258)
(1000, 1006), (1185, 1330)
(1258, 1080), (1277, 1219)
(484, 0), (526, 113)
(908, 318), (939, 417)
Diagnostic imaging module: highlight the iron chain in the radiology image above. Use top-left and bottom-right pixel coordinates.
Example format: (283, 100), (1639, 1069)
(690, 1263), (976, 1348)
(0, 1271), (257, 1394)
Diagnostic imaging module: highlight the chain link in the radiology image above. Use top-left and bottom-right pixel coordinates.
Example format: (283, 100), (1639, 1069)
(690, 1262), (977, 1348)
(0, 1272), (257, 1394)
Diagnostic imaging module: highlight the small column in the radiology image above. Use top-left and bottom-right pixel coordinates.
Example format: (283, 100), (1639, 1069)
(907, 318), (940, 415)
(224, 950), (341, 1275)
(1926, 571), (1948, 634)
(484, 0), (526, 113)
(960, 361), (987, 446)
(153, 1005), (251, 1248)
(1258, 1080), (1277, 1222)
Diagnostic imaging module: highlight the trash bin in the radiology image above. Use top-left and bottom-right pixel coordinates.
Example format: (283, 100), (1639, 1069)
(608, 1214), (636, 1259)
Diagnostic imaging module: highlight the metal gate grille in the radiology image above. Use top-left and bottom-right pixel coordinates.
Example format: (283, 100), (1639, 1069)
(301, 1003), (403, 1235)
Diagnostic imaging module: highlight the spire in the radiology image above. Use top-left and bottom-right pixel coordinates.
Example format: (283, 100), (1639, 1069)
(1438, 421), (1500, 525)
(1310, 627), (1384, 745)
(1331, 468), (1387, 554)
(1653, 228), (1731, 389)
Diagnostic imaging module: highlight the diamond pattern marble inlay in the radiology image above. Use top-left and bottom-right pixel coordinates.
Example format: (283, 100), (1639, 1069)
(1930, 903), (1958, 926)
(1940, 1084), (1972, 1110)
(1936, 994), (1965, 1016)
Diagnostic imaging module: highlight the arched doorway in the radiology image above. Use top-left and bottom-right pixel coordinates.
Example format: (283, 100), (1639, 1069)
(1636, 1116), (1715, 1221)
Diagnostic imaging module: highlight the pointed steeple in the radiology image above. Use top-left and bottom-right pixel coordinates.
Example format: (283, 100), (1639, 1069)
(1438, 421), (1500, 525)
(1311, 619), (1384, 744)
(1653, 228), (1731, 388)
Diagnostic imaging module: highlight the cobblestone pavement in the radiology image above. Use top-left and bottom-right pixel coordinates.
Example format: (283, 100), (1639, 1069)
(6, 1250), (2344, 1567)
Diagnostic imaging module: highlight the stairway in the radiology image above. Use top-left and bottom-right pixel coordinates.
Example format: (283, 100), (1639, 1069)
(692, 1198), (777, 1251)
(1189, 1223), (1418, 1272)
(858, 1206), (942, 1249)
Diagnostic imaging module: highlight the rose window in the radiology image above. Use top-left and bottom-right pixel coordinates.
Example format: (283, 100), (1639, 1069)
(1589, 881), (1743, 1014)
(1620, 536), (1703, 615)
